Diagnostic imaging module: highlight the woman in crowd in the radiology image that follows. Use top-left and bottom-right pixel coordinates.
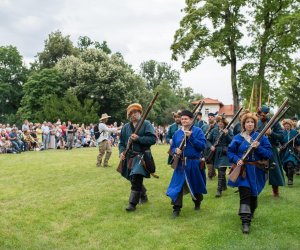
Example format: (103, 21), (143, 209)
(227, 112), (272, 234)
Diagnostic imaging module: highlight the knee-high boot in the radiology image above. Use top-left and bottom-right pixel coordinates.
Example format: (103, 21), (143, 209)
(287, 163), (294, 186)
(215, 169), (223, 197)
(250, 196), (257, 219)
(140, 185), (148, 204)
(239, 204), (252, 234)
(126, 191), (141, 212)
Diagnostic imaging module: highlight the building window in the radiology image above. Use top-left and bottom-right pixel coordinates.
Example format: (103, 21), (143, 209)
(205, 108), (209, 115)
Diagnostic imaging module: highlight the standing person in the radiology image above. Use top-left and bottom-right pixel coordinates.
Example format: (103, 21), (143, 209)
(280, 119), (300, 185)
(166, 110), (207, 218)
(194, 111), (207, 128)
(290, 117), (300, 175)
(201, 112), (218, 180)
(96, 114), (118, 167)
(166, 110), (181, 164)
(66, 120), (74, 150)
(227, 112), (272, 234)
(41, 121), (50, 150)
(208, 115), (233, 197)
(119, 103), (156, 212)
(257, 106), (285, 197)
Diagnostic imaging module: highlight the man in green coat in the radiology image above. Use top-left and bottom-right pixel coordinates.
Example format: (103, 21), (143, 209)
(119, 103), (157, 212)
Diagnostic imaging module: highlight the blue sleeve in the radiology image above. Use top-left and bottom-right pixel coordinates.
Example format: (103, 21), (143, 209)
(255, 135), (273, 159)
(189, 128), (206, 151)
(227, 137), (241, 164)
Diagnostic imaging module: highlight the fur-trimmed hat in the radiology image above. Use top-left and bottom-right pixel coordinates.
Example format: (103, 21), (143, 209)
(216, 115), (229, 126)
(282, 119), (293, 127)
(127, 103), (143, 117)
(180, 110), (193, 118)
(241, 112), (258, 131)
(172, 110), (182, 117)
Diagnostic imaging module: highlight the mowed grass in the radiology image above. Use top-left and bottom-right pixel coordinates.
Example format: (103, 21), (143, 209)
(0, 145), (300, 250)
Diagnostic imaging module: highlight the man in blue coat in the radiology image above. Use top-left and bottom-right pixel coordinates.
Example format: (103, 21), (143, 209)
(166, 110), (207, 218)
(257, 105), (285, 197)
(119, 103), (157, 212)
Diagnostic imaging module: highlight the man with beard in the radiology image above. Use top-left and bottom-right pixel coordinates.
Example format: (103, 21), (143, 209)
(194, 111), (207, 129)
(166, 110), (182, 164)
(201, 112), (218, 180)
(119, 103), (156, 212)
(257, 106), (285, 197)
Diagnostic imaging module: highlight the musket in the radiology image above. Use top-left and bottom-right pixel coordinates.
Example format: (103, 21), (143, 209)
(279, 133), (300, 153)
(205, 107), (243, 163)
(228, 98), (289, 183)
(116, 92), (159, 174)
(170, 101), (204, 169)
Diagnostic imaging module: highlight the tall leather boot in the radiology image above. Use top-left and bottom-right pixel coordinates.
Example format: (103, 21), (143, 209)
(272, 185), (279, 197)
(215, 170), (223, 197)
(140, 185), (148, 204)
(193, 193), (203, 210)
(222, 174), (227, 191)
(239, 204), (252, 234)
(126, 190), (140, 212)
(250, 196), (257, 219)
(287, 165), (294, 186)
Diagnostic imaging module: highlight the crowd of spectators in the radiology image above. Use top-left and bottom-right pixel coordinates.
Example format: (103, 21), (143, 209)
(0, 119), (119, 154)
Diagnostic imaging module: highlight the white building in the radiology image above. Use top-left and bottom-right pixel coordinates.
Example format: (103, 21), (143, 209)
(192, 98), (234, 122)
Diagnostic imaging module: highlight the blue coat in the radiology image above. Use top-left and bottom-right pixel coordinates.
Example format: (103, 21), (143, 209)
(280, 129), (300, 167)
(208, 127), (233, 168)
(166, 126), (207, 202)
(227, 132), (273, 196)
(119, 120), (156, 180)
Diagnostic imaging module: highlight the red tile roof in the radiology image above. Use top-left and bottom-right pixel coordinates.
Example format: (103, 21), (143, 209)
(219, 105), (234, 116)
(192, 98), (224, 105)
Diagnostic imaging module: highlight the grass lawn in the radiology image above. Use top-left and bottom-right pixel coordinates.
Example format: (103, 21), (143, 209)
(0, 145), (299, 250)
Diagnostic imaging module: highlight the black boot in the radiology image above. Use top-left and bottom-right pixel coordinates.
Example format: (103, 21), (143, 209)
(126, 191), (140, 212)
(140, 185), (148, 204)
(239, 204), (251, 234)
(288, 166), (294, 186)
(250, 196), (257, 219)
(193, 193), (203, 210)
(222, 174), (227, 191)
(215, 170), (223, 198)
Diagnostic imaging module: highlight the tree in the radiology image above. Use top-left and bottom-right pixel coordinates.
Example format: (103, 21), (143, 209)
(139, 60), (182, 90)
(77, 36), (112, 54)
(40, 91), (98, 124)
(17, 68), (67, 121)
(0, 45), (27, 123)
(239, 0), (300, 107)
(56, 49), (148, 121)
(36, 30), (78, 69)
(171, 0), (247, 113)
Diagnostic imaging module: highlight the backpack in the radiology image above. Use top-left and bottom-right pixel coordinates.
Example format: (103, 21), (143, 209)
(94, 123), (100, 139)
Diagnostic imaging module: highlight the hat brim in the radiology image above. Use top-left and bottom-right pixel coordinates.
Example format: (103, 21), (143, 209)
(99, 116), (111, 120)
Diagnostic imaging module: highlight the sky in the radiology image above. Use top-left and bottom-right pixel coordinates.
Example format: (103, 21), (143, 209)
(0, 0), (232, 104)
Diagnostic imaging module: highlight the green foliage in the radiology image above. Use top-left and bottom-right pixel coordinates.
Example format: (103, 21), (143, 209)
(171, 0), (247, 112)
(139, 60), (182, 90)
(56, 49), (148, 121)
(238, 0), (300, 106)
(0, 45), (27, 122)
(17, 68), (67, 121)
(77, 36), (111, 54)
(1, 146), (300, 249)
(36, 30), (78, 69)
(39, 91), (98, 124)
